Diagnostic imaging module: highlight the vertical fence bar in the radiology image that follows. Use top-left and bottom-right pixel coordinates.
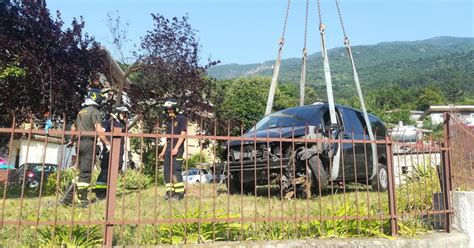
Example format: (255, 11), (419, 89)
(442, 113), (452, 233)
(385, 136), (398, 236)
(103, 126), (122, 246)
(16, 117), (34, 242)
(1, 116), (16, 231)
(32, 134), (50, 241)
(153, 121), (160, 244)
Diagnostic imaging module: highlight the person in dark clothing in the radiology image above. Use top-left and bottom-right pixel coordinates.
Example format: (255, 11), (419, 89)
(60, 89), (111, 207)
(95, 105), (129, 199)
(158, 99), (187, 200)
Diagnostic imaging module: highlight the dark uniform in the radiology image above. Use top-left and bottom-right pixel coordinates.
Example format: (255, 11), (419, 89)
(164, 113), (187, 198)
(95, 117), (125, 198)
(75, 105), (102, 186)
(60, 94), (107, 207)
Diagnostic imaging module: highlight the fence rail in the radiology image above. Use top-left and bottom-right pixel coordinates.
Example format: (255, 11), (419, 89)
(446, 113), (474, 190)
(0, 116), (458, 246)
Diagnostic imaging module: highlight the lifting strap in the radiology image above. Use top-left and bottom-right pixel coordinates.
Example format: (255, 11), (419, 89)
(318, 0), (341, 181)
(299, 0), (310, 106)
(265, 0), (291, 116)
(335, 0), (377, 179)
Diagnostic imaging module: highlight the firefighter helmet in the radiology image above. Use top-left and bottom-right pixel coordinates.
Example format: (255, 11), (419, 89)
(84, 89), (107, 106)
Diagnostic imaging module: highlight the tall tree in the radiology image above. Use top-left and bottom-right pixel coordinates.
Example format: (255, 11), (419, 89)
(0, 0), (103, 127)
(129, 14), (219, 131)
(416, 86), (446, 110)
(211, 77), (316, 135)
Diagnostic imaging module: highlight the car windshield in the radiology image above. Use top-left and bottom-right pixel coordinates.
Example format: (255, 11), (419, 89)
(183, 169), (199, 176)
(252, 105), (323, 131)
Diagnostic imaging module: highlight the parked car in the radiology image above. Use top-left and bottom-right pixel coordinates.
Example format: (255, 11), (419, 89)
(223, 102), (388, 197)
(182, 168), (213, 184)
(0, 158), (18, 185)
(18, 163), (57, 191)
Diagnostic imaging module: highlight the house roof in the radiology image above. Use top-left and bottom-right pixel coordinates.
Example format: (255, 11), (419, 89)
(385, 109), (423, 114)
(99, 47), (132, 88)
(419, 105), (474, 120)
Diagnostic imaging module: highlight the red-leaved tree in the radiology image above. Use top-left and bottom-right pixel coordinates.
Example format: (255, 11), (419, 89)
(0, 0), (103, 127)
(129, 14), (219, 131)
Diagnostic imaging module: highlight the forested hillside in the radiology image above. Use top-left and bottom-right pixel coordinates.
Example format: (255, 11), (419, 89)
(208, 37), (474, 111)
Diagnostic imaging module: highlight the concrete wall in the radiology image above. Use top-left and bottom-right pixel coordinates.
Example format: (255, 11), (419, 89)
(453, 191), (474, 248)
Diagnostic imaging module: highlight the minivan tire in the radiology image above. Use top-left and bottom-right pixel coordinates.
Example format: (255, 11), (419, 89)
(288, 150), (328, 198)
(371, 163), (388, 192)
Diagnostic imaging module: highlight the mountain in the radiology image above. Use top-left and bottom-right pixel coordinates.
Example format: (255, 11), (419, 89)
(207, 36), (474, 99)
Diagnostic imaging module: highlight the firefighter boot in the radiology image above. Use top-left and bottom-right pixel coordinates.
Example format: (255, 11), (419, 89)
(59, 183), (75, 206)
(77, 188), (97, 208)
(163, 183), (174, 200)
(94, 182), (107, 200)
(172, 182), (185, 201)
(163, 190), (174, 200)
(171, 192), (184, 201)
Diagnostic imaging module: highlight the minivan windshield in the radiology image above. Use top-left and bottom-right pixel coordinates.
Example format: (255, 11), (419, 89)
(252, 105), (323, 131)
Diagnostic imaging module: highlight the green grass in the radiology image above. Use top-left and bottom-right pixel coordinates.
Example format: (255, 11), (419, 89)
(1, 184), (384, 223)
(0, 181), (433, 246)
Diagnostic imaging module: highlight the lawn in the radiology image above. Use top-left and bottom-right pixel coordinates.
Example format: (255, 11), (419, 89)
(1, 162), (442, 246)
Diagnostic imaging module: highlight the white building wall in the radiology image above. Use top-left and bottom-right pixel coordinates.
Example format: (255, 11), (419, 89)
(185, 123), (215, 163)
(430, 113), (445, 125)
(19, 139), (60, 165)
(427, 111), (474, 126)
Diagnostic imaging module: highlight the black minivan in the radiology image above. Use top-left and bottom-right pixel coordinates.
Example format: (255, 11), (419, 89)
(224, 102), (388, 197)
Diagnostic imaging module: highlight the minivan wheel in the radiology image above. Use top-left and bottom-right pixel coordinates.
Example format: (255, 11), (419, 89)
(287, 150), (328, 199)
(371, 163), (388, 192)
(308, 155), (328, 197)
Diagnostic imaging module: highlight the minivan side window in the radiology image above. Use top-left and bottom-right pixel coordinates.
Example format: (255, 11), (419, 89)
(321, 108), (343, 132)
(369, 115), (386, 138)
(342, 108), (365, 134)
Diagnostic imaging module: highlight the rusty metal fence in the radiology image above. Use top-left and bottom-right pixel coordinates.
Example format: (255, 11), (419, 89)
(0, 117), (456, 246)
(445, 112), (474, 190)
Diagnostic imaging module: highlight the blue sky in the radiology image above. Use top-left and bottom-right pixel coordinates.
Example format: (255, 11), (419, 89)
(47, 0), (473, 65)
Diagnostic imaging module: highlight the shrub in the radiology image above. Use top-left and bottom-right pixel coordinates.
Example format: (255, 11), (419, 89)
(186, 152), (208, 168)
(117, 169), (152, 191)
(397, 159), (441, 212)
(43, 168), (77, 195)
(37, 224), (102, 247)
(307, 202), (390, 239)
(245, 201), (427, 240)
(150, 206), (242, 244)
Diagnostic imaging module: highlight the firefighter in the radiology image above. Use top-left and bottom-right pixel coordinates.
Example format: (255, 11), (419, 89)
(60, 90), (110, 207)
(95, 105), (129, 199)
(158, 99), (187, 200)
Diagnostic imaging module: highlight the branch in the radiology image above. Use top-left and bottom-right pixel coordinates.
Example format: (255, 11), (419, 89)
(127, 113), (142, 131)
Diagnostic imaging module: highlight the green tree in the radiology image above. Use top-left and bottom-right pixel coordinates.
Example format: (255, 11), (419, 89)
(339, 93), (390, 123)
(385, 109), (414, 126)
(212, 78), (318, 135)
(416, 86), (446, 110)
(216, 77), (270, 134)
(274, 83), (320, 111)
